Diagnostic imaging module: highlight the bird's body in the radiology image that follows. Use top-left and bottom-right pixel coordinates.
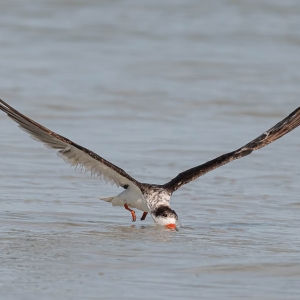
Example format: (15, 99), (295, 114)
(1, 99), (300, 230)
(101, 184), (175, 224)
(102, 185), (150, 213)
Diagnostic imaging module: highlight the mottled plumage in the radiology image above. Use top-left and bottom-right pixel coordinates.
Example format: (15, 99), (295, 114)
(0, 99), (299, 229)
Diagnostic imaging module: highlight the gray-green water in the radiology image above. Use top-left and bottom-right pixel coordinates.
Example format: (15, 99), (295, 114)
(0, 1), (300, 299)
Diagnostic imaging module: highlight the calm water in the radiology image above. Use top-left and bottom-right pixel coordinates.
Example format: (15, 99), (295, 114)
(1, 1), (300, 299)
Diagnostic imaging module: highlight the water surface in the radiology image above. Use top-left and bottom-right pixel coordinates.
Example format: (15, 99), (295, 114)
(1, 1), (300, 299)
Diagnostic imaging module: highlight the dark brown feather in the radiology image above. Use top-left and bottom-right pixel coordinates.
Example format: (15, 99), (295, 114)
(0, 99), (141, 189)
(164, 107), (300, 193)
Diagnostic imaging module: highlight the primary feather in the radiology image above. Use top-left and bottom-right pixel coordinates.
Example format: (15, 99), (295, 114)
(164, 107), (300, 192)
(0, 99), (142, 192)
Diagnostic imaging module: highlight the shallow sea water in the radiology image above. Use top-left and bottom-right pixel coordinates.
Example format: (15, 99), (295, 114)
(0, 1), (300, 299)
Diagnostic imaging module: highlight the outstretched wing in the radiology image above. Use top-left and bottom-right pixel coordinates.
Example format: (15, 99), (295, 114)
(0, 99), (142, 191)
(164, 107), (300, 193)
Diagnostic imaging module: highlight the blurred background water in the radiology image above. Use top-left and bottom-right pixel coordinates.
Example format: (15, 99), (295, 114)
(0, 0), (300, 299)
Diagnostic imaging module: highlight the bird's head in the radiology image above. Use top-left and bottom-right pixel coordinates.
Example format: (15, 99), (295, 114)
(151, 205), (178, 230)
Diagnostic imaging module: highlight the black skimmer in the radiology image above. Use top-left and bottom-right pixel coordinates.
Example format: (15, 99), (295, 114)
(1, 99), (300, 230)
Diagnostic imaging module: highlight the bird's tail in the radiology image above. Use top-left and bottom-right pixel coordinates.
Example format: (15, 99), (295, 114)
(99, 196), (114, 202)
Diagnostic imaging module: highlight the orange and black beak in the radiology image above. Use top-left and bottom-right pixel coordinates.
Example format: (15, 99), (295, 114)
(165, 223), (178, 231)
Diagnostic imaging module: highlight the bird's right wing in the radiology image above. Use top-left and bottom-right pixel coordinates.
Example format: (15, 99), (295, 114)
(0, 99), (143, 192)
(164, 107), (300, 193)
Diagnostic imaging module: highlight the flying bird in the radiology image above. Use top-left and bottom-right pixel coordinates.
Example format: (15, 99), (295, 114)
(0, 99), (300, 230)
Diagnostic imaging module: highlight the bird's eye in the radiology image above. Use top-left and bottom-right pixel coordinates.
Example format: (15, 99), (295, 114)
(163, 213), (168, 218)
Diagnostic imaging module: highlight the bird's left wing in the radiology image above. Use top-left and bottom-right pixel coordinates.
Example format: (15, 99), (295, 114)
(164, 107), (300, 193)
(0, 99), (142, 191)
